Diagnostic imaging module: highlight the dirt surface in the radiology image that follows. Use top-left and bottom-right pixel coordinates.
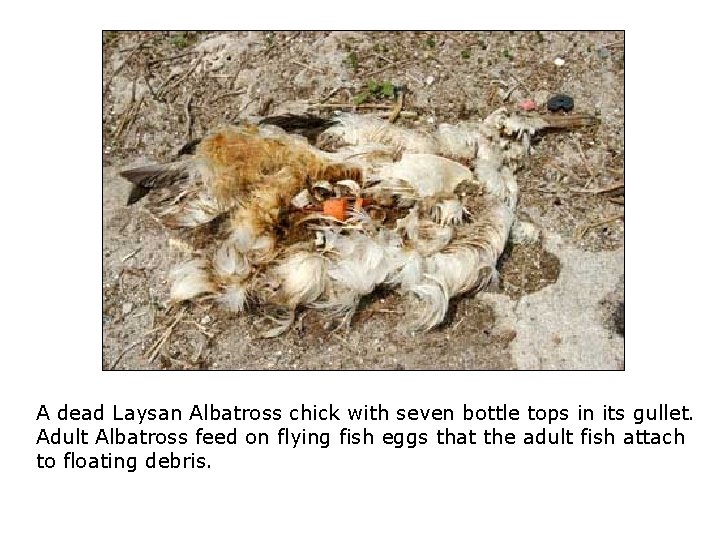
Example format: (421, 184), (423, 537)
(102, 31), (624, 370)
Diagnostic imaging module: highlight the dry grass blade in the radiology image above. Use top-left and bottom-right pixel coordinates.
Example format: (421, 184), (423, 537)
(572, 135), (596, 188)
(388, 90), (405, 123)
(158, 56), (202, 100)
(145, 308), (187, 364)
(184, 94), (194, 141)
(570, 182), (624, 194)
(309, 102), (395, 110)
(110, 340), (143, 370)
(121, 248), (141, 262)
(147, 51), (195, 67)
(576, 214), (624, 239)
(103, 38), (148, 99)
(210, 90), (246, 104)
(379, 110), (418, 119)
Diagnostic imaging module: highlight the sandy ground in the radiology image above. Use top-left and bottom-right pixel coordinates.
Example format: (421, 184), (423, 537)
(102, 31), (624, 370)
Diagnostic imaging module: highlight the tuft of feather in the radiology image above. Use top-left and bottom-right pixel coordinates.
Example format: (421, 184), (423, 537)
(213, 240), (250, 280)
(120, 163), (190, 205)
(170, 260), (216, 301)
(430, 199), (467, 226)
(376, 154), (473, 198)
(320, 113), (438, 154)
(259, 114), (339, 140)
(159, 190), (222, 228)
(217, 282), (251, 313)
(406, 277), (449, 332)
(268, 252), (327, 308)
(426, 247), (484, 297)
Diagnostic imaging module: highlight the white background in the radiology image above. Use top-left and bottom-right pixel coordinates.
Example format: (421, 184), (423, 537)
(2, 3), (719, 539)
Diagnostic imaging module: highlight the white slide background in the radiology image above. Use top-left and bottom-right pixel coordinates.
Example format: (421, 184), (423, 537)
(2, 4), (718, 539)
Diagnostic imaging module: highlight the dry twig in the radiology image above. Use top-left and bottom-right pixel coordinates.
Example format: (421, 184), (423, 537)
(147, 51), (195, 67)
(145, 308), (186, 364)
(103, 38), (148, 99)
(291, 60), (323, 72)
(388, 90), (405, 123)
(309, 102), (394, 110)
(572, 136), (596, 187)
(570, 182), (624, 194)
(121, 248), (141, 262)
(110, 340), (142, 370)
(184, 94), (194, 142)
(576, 214), (624, 239)
(209, 90), (246, 104)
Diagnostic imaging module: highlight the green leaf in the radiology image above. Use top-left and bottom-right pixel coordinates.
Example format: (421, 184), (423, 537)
(353, 91), (371, 105)
(381, 81), (394, 97)
(367, 79), (379, 93)
(345, 51), (359, 70)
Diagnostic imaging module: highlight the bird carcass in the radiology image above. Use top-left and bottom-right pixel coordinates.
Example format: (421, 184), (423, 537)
(120, 109), (597, 335)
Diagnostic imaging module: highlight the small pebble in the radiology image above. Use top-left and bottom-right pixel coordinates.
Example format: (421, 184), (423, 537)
(122, 302), (133, 315)
(553, 57), (565, 66)
(425, 75), (435, 86)
(200, 315), (212, 325)
(597, 47), (610, 59)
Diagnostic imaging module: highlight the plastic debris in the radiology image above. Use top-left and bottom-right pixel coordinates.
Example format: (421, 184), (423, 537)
(547, 94), (574, 112)
(553, 57), (565, 66)
(519, 99), (537, 112)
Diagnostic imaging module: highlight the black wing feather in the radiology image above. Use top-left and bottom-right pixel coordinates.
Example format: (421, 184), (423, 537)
(119, 165), (189, 205)
(259, 114), (338, 140)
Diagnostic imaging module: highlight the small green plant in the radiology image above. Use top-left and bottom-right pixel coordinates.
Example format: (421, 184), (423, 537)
(425, 35), (436, 48)
(344, 51), (359, 71)
(171, 32), (190, 48)
(503, 48), (514, 60)
(353, 79), (396, 105)
(461, 50), (471, 60)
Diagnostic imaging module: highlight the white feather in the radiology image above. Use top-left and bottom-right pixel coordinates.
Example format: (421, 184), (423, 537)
(217, 282), (250, 312)
(387, 250), (424, 291)
(213, 241), (250, 279)
(327, 236), (389, 295)
(414, 222), (454, 256)
(406, 276), (449, 332)
(426, 247), (484, 297)
(159, 190), (221, 228)
(316, 231), (396, 316)
(431, 199), (466, 226)
(325, 113), (437, 153)
(271, 252), (327, 307)
(376, 154), (472, 197)
(434, 123), (481, 160)
(170, 260), (216, 301)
